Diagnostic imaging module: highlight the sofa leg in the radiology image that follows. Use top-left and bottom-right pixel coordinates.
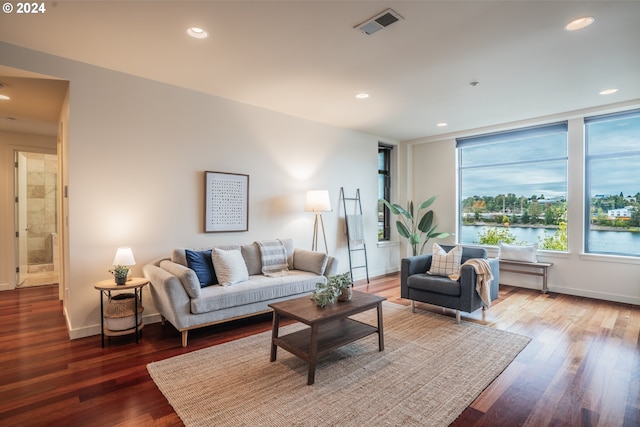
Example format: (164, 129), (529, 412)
(411, 300), (416, 313)
(456, 310), (461, 324)
(181, 330), (188, 347)
(161, 315), (166, 326)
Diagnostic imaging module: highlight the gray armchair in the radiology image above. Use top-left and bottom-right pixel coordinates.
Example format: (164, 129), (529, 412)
(401, 245), (499, 322)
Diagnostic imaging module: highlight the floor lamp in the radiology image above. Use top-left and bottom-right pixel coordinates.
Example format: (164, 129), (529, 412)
(305, 190), (331, 253)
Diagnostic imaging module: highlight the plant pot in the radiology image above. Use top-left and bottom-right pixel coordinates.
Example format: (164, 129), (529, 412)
(114, 276), (127, 285)
(338, 286), (353, 302)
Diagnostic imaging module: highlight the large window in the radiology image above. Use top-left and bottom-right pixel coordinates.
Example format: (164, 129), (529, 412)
(585, 109), (640, 257)
(457, 122), (568, 250)
(378, 144), (392, 241)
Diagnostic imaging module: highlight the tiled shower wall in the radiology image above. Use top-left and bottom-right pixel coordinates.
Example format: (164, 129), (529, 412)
(25, 152), (57, 265)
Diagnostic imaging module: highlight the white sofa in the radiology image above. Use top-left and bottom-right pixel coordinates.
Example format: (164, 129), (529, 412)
(143, 238), (337, 347)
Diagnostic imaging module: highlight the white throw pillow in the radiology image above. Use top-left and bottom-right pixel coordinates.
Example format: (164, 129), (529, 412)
(211, 248), (249, 286)
(498, 242), (538, 263)
(428, 243), (463, 276)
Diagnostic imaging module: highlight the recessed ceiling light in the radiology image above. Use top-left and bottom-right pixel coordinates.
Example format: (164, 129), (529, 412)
(565, 16), (595, 31)
(0, 95), (10, 101)
(355, 93), (370, 99)
(187, 27), (208, 39)
(436, 122), (448, 127)
(599, 88), (619, 95)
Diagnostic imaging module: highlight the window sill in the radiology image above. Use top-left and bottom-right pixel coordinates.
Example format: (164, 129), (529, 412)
(377, 240), (400, 248)
(579, 252), (640, 265)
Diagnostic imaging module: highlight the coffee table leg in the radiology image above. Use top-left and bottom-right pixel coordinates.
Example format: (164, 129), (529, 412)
(270, 311), (280, 362)
(308, 324), (318, 385)
(377, 301), (384, 351)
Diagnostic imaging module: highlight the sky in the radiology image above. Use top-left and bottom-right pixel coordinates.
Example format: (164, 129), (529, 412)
(460, 114), (640, 199)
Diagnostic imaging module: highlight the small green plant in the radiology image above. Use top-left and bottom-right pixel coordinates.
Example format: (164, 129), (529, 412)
(109, 265), (130, 283)
(328, 272), (352, 290)
(380, 196), (451, 256)
(311, 272), (353, 307)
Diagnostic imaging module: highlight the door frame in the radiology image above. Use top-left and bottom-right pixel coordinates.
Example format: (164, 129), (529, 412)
(13, 147), (58, 288)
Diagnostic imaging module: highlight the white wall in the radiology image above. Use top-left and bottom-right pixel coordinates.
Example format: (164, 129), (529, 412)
(0, 42), (399, 339)
(404, 103), (640, 305)
(0, 131), (57, 290)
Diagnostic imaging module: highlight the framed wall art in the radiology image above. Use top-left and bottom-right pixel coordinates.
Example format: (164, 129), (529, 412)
(204, 171), (249, 232)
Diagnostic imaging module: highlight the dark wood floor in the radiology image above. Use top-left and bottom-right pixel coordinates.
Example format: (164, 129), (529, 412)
(1, 276), (638, 426)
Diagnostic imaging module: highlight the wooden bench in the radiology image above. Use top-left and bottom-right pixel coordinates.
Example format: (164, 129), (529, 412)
(498, 259), (552, 293)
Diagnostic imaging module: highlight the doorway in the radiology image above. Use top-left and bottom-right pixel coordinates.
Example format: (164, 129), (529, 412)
(15, 150), (60, 287)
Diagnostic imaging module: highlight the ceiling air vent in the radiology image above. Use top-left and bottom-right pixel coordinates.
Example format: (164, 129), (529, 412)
(355, 8), (404, 35)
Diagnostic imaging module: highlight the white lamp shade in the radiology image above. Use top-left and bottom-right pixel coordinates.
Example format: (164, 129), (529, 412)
(113, 247), (136, 266)
(305, 190), (331, 212)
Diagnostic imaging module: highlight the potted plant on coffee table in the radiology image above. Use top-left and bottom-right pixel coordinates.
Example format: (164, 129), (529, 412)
(311, 272), (353, 307)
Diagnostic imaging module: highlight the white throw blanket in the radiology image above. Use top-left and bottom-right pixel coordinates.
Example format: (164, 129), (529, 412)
(257, 239), (289, 277)
(449, 258), (493, 308)
(346, 214), (365, 246)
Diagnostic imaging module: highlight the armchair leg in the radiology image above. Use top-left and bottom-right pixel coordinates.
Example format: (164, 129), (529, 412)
(411, 300), (416, 313)
(456, 310), (461, 324)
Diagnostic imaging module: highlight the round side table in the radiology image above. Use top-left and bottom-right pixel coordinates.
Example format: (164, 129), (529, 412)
(94, 277), (149, 347)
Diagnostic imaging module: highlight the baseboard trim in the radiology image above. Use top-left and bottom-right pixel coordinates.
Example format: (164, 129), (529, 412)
(548, 285), (640, 305)
(352, 267), (399, 282)
(503, 281), (640, 305)
(0, 282), (13, 291)
(68, 313), (163, 340)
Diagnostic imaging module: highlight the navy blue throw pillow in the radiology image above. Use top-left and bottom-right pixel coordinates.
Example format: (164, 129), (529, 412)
(185, 249), (217, 287)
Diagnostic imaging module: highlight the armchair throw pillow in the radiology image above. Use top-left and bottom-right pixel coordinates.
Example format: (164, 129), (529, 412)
(428, 243), (463, 277)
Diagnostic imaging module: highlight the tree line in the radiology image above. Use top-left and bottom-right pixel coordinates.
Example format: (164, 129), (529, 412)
(463, 192), (640, 229)
(461, 194), (566, 226)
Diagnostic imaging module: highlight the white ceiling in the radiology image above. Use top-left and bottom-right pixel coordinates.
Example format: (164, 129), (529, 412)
(0, 1), (639, 141)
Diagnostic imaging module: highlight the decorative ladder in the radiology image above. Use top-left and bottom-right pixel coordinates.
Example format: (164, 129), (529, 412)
(339, 187), (370, 283)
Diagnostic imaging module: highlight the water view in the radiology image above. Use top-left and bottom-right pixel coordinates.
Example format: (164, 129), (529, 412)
(461, 225), (640, 256)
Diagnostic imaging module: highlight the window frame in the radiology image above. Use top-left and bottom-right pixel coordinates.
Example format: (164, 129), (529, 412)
(378, 144), (393, 241)
(456, 122), (568, 249)
(584, 108), (640, 257)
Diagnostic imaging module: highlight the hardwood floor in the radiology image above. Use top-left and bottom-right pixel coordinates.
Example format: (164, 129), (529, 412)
(1, 276), (638, 426)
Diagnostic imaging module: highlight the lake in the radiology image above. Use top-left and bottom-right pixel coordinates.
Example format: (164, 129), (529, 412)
(460, 225), (640, 256)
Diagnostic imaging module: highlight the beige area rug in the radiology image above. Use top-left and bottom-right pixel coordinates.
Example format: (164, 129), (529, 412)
(147, 302), (530, 427)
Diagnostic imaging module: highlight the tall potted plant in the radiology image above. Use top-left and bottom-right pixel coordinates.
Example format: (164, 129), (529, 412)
(380, 196), (450, 256)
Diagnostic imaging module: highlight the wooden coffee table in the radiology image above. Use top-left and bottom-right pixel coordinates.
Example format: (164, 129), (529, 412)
(269, 290), (385, 385)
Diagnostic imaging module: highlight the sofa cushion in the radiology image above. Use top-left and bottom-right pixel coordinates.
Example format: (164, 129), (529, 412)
(293, 249), (328, 275)
(498, 242), (538, 263)
(185, 249), (217, 287)
(241, 243), (262, 275)
(171, 248), (189, 267)
(407, 273), (461, 296)
(191, 271), (325, 314)
(278, 238), (294, 269)
(160, 260), (202, 298)
(212, 248), (249, 286)
(428, 243), (462, 276)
